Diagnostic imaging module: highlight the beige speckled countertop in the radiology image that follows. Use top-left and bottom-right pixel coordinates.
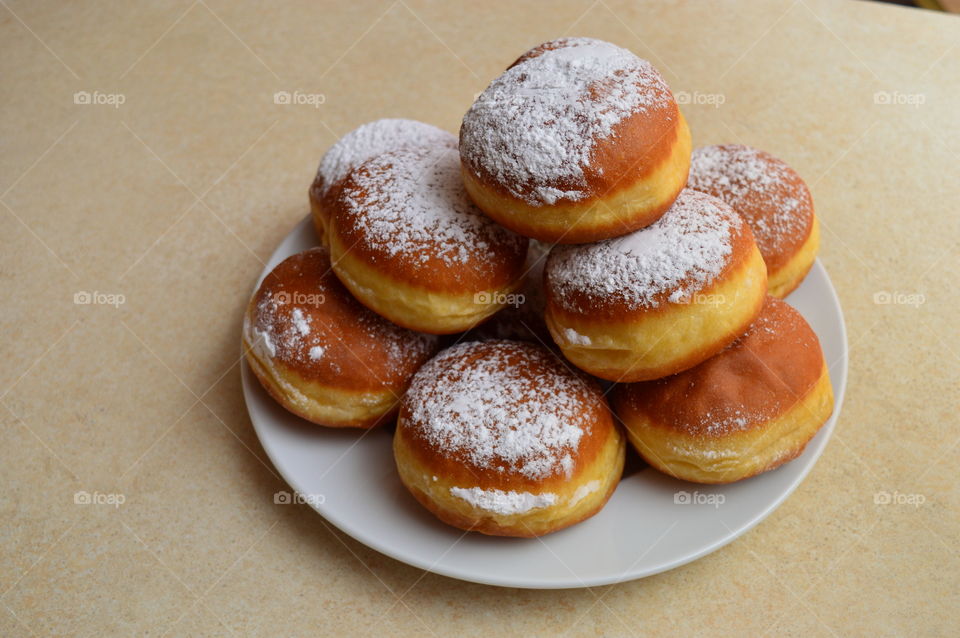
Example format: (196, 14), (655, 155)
(2, 0), (958, 635)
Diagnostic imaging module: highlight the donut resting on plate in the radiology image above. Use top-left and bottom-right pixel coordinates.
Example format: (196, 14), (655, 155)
(243, 247), (438, 428)
(395, 340), (624, 537)
(612, 296), (834, 483)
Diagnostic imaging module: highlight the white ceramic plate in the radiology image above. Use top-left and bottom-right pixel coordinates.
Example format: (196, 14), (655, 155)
(242, 215), (848, 589)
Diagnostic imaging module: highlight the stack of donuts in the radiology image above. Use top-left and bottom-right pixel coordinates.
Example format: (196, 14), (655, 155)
(244, 37), (834, 538)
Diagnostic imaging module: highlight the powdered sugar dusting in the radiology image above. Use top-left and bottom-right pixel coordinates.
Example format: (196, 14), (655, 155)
(405, 341), (595, 479)
(450, 486), (557, 515)
(547, 189), (740, 311)
(688, 145), (812, 257)
(247, 324), (275, 360)
(698, 408), (755, 436)
(314, 119), (451, 197)
(562, 327), (592, 345)
(460, 37), (673, 205)
(340, 144), (525, 267)
(291, 308), (310, 337)
(247, 299), (314, 356)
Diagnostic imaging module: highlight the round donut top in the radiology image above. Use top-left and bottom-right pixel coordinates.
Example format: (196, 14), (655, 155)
(546, 189), (748, 314)
(615, 296), (825, 437)
(332, 141), (528, 290)
(244, 247), (438, 390)
(310, 118), (450, 201)
(460, 37), (676, 206)
(688, 145), (814, 271)
(400, 340), (610, 481)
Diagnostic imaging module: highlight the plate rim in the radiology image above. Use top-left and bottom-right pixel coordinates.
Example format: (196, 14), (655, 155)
(242, 214), (848, 589)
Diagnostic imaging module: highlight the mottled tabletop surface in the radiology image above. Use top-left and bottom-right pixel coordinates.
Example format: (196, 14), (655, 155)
(2, 0), (957, 635)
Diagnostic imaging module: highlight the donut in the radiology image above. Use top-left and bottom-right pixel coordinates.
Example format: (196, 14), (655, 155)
(612, 296), (834, 483)
(544, 188), (767, 382)
(243, 247), (438, 428)
(459, 37), (691, 244)
(688, 144), (819, 297)
(394, 340), (624, 537)
(326, 136), (529, 334)
(308, 119), (451, 241)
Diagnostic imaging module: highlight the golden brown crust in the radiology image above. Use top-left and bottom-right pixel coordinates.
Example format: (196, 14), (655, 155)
(244, 344), (398, 429)
(546, 246), (766, 382)
(243, 247), (438, 427)
(398, 448), (623, 537)
(767, 215), (820, 298)
(612, 296), (835, 483)
(543, 189), (768, 381)
(617, 366), (833, 484)
(616, 297), (823, 434)
(460, 114), (691, 244)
